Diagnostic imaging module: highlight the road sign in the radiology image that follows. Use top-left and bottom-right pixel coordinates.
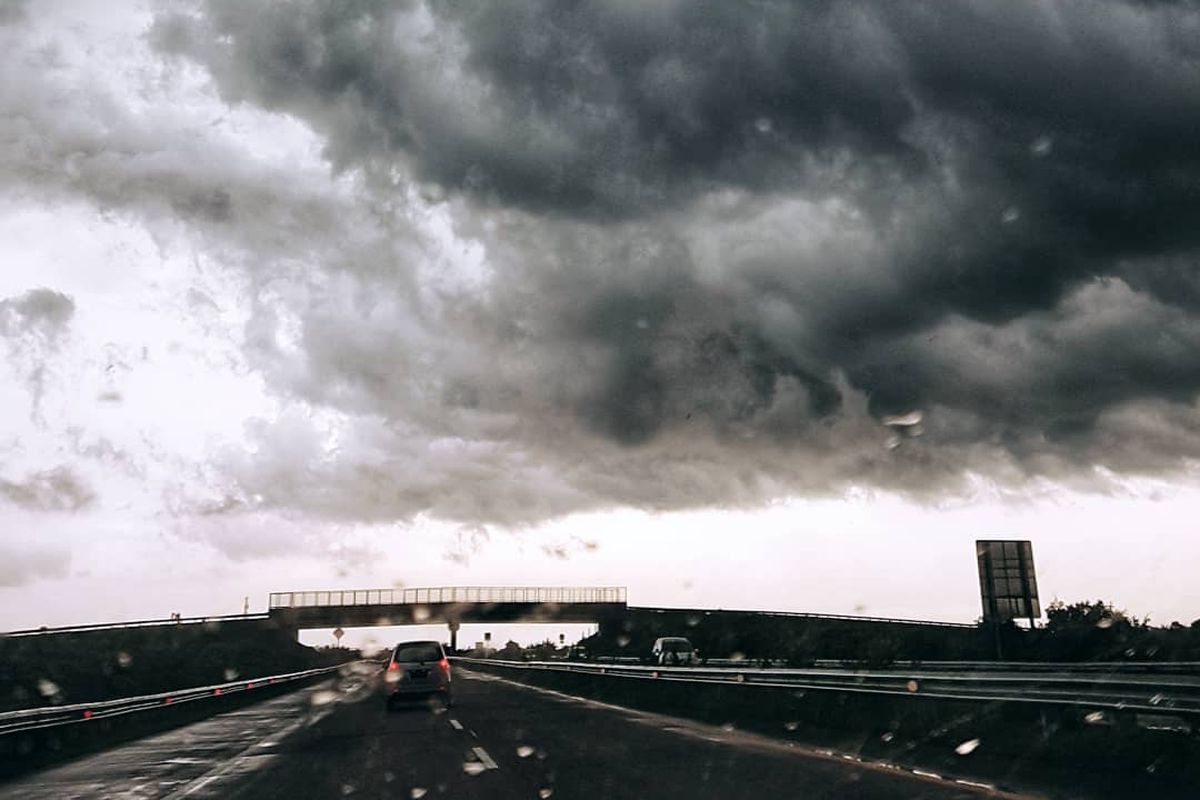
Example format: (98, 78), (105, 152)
(976, 540), (1040, 624)
(333, 627), (344, 643)
(484, 632), (491, 642)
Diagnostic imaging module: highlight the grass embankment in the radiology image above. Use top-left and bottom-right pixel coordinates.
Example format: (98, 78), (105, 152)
(0, 620), (352, 712)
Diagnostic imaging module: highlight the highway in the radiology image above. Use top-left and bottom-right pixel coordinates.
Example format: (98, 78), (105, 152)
(0, 667), (1005, 800)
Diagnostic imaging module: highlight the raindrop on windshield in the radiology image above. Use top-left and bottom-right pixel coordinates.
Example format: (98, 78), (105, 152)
(1029, 135), (1053, 157)
(410, 789), (427, 799)
(539, 790), (554, 799)
(1001, 206), (1021, 224)
(224, 668), (239, 682)
(882, 411), (922, 427)
(955, 738), (980, 755)
(462, 762), (487, 776)
(116, 651), (132, 669)
(517, 745), (535, 758)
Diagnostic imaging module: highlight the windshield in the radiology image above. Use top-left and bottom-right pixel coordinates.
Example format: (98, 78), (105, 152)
(2, 2), (1199, 799)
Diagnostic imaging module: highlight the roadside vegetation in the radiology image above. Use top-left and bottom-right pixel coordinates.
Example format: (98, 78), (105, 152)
(0, 621), (355, 712)
(466, 600), (1200, 666)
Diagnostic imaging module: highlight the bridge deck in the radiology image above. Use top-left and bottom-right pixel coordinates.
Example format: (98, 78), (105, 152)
(268, 586), (629, 636)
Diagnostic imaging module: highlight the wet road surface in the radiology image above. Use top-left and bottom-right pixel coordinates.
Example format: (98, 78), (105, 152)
(0, 666), (1014, 799)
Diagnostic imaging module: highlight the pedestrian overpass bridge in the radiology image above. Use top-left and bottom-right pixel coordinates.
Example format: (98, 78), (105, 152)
(267, 586), (628, 648)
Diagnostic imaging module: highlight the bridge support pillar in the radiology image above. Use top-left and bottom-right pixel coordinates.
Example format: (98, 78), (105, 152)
(269, 610), (300, 642)
(448, 621), (460, 653)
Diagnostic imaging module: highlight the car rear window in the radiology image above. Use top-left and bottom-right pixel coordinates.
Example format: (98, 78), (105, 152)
(392, 643), (442, 663)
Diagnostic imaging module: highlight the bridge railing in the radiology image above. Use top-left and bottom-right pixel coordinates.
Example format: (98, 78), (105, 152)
(268, 586), (627, 609)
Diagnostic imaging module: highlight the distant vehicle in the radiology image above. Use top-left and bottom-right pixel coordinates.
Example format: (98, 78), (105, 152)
(566, 644), (590, 661)
(651, 637), (698, 666)
(384, 640), (452, 709)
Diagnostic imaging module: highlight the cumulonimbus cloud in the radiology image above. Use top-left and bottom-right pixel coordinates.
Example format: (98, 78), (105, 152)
(8, 1), (1200, 526)
(0, 466), (94, 513)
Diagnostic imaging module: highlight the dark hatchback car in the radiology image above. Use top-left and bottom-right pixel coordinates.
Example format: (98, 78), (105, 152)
(384, 640), (453, 710)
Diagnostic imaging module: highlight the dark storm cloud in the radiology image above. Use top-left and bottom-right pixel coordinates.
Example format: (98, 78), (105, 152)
(0, 289), (74, 341)
(28, 0), (1200, 521)
(0, 0), (26, 26)
(0, 542), (69, 588)
(1, 289), (75, 418)
(0, 466), (95, 512)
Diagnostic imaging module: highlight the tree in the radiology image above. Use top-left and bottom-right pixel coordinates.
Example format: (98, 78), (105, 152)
(1045, 599), (1147, 631)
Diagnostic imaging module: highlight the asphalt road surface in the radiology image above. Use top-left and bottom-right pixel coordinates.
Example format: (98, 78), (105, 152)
(1, 666), (1014, 799)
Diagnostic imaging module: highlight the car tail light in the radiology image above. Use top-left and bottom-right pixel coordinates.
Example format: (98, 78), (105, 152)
(438, 658), (450, 673)
(387, 661), (399, 672)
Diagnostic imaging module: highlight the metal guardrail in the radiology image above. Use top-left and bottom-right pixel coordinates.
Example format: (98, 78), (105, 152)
(649, 658), (1200, 674)
(455, 658), (1200, 718)
(269, 586), (628, 609)
(0, 662), (364, 737)
(2, 614), (271, 638)
(860, 660), (1200, 674)
(587, 656), (1200, 675)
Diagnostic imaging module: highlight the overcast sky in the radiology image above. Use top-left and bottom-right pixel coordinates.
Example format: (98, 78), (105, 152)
(3, 0), (1200, 640)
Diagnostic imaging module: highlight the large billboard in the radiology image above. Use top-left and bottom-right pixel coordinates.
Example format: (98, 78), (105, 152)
(976, 540), (1041, 623)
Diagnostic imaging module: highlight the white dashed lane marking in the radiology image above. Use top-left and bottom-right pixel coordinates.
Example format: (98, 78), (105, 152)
(448, 718), (464, 730)
(471, 747), (499, 770)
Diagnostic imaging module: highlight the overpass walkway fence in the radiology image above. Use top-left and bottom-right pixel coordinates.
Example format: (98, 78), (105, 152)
(268, 586), (627, 609)
(454, 657), (1200, 720)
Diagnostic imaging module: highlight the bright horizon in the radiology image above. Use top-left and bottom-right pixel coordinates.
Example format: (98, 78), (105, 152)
(4, 2), (1200, 647)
